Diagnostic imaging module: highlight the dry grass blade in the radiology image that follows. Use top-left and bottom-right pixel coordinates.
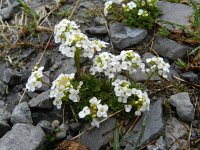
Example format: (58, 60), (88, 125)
(56, 140), (91, 150)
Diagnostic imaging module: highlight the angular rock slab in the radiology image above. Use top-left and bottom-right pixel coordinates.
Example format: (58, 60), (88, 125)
(11, 102), (33, 124)
(169, 92), (195, 122)
(165, 117), (188, 148)
(153, 36), (190, 60)
(80, 118), (116, 150)
(157, 1), (193, 30)
(0, 124), (47, 150)
(125, 99), (164, 150)
(110, 22), (147, 50)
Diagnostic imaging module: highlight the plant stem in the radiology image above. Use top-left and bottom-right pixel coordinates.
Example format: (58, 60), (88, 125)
(75, 48), (81, 80)
(144, 70), (155, 86)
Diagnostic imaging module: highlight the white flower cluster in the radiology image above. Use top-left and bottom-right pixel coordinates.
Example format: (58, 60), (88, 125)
(146, 57), (170, 78)
(79, 97), (108, 128)
(26, 67), (44, 92)
(122, 1), (136, 11)
(90, 52), (121, 79)
(120, 50), (145, 74)
(112, 79), (150, 115)
(50, 73), (83, 109)
(54, 19), (108, 59)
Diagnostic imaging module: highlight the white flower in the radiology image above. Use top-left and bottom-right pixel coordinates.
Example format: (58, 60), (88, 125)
(127, 2), (136, 9)
(26, 67), (44, 92)
(125, 105), (132, 112)
(79, 106), (91, 118)
(104, 1), (113, 16)
(146, 57), (170, 78)
(91, 118), (100, 128)
(53, 98), (62, 109)
(89, 97), (101, 108)
(138, 9), (144, 16)
(97, 104), (108, 117)
(69, 89), (80, 102)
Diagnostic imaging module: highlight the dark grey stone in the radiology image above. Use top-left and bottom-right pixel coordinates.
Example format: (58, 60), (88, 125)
(169, 92), (195, 122)
(86, 26), (108, 35)
(0, 100), (5, 108)
(110, 22), (147, 50)
(18, 48), (35, 61)
(153, 37), (190, 60)
(0, 121), (11, 138)
(180, 71), (198, 83)
(37, 120), (54, 135)
(0, 123), (47, 150)
(125, 99), (164, 149)
(11, 102), (33, 124)
(55, 123), (68, 140)
(1, 68), (22, 85)
(0, 107), (11, 122)
(69, 122), (81, 131)
(165, 117), (187, 148)
(28, 90), (53, 109)
(94, 17), (107, 25)
(0, 80), (7, 96)
(0, 107), (11, 137)
(80, 118), (117, 150)
(157, 1), (193, 30)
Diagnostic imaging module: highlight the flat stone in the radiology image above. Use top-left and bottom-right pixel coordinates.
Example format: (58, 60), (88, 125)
(0, 123), (47, 150)
(125, 99), (164, 149)
(157, 1), (193, 30)
(110, 22), (147, 50)
(37, 120), (54, 135)
(169, 92), (195, 122)
(80, 118), (117, 150)
(1, 68), (22, 85)
(165, 117), (187, 148)
(11, 102), (33, 124)
(28, 90), (53, 109)
(180, 71), (198, 83)
(86, 26), (108, 35)
(153, 36), (190, 60)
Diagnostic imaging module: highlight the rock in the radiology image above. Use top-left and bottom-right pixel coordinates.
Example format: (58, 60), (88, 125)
(0, 7), (13, 20)
(37, 120), (54, 135)
(142, 52), (155, 66)
(94, 17), (107, 25)
(0, 107), (11, 137)
(11, 102), (33, 124)
(5, 93), (22, 112)
(125, 99), (164, 149)
(153, 37), (190, 60)
(0, 100), (5, 108)
(18, 48), (34, 61)
(0, 80), (7, 97)
(80, 118), (117, 150)
(85, 26), (108, 35)
(28, 90), (53, 109)
(157, 1), (193, 30)
(56, 123), (68, 140)
(170, 139), (188, 150)
(0, 123), (47, 150)
(165, 117), (187, 148)
(39, 71), (50, 92)
(110, 23), (147, 50)
(180, 71), (198, 83)
(69, 122), (81, 131)
(155, 136), (166, 150)
(169, 92), (195, 122)
(51, 120), (60, 129)
(78, 2), (94, 9)
(1, 68), (22, 85)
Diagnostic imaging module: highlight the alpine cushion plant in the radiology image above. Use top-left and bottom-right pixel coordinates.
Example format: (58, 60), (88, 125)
(26, 19), (170, 128)
(104, 0), (160, 30)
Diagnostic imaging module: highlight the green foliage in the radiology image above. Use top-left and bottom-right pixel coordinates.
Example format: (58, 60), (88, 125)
(46, 135), (56, 142)
(113, 123), (120, 150)
(166, 0), (180, 3)
(175, 58), (188, 69)
(159, 26), (170, 37)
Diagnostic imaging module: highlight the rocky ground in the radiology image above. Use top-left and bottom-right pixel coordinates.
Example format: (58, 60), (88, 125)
(0, 0), (199, 150)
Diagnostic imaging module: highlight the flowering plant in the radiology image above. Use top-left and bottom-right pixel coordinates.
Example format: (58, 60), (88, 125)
(26, 19), (170, 128)
(104, 0), (160, 30)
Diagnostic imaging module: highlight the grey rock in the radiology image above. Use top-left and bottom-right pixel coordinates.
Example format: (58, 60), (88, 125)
(1, 68), (22, 85)
(37, 120), (54, 135)
(155, 136), (166, 150)
(0, 121), (11, 138)
(94, 17), (107, 25)
(69, 122), (81, 131)
(165, 117), (187, 148)
(147, 145), (159, 150)
(125, 99), (164, 149)
(153, 37), (190, 60)
(39, 71), (50, 92)
(110, 22), (147, 50)
(51, 120), (60, 129)
(0, 100), (5, 108)
(167, 68), (180, 82)
(86, 26), (108, 35)
(0, 80), (7, 96)
(142, 52), (155, 66)
(0, 7), (13, 20)
(157, 1), (193, 30)
(180, 71), (198, 83)
(55, 123), (68, 140)
(5, 93), (21, 112)
(0, 123), (47, 150)
(131, 69), (160, 82)
(11, 102), (33, 124)
(170, 139), (188, 150)
(169, 92), (195, 122)
(18, 48), (34, 61)
(78, 2), (94, 9)
(0, 107), (11, 122)
(28, 90), (53, 109)
(80, 118), (117, 150)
